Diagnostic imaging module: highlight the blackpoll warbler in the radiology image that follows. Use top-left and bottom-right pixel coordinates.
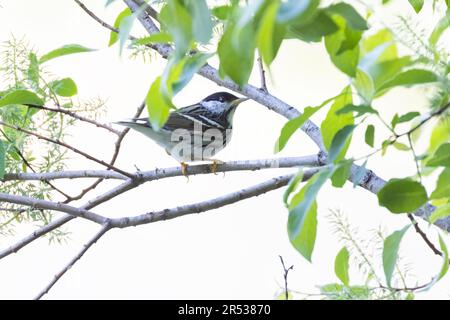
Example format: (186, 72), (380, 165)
(116, 92), (248, 173)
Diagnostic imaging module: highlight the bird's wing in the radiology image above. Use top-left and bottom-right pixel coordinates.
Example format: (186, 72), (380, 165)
(131, 112), (216, 132)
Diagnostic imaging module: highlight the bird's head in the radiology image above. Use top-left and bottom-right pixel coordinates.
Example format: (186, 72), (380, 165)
(199, 92), (248, 114)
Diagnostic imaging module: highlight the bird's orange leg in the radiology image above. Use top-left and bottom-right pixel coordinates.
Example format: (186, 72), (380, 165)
(209, 159), (224, 175)
(181, 162), (189, 177)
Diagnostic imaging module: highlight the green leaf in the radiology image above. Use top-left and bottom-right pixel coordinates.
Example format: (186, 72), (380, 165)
(39, 44), (95, 64)
(365, 124), (375, 147)
(365, 57), (413, 93)
(0, 140), (5, 179)
(109, 8), (132, 46)
(336, 104), (378, 117)
(132, 32), (173, 46)
(378, 178), (428, 213)
(28, 52), (39, 85)
(392, 141), (409, 151)
(353, 68), (375, 103)
(288, 11), (339, 42)
(118, 8), (144, 56)
(431, 168), (450, 199)
(427, 143), (450, 167)
(321, 86), (354, 161)
(257, 1), (286, 66)
(331, 160), (352, 188)
(334, 246), (350, 286)
(324, 16), (360, 77)
(429, 11), (450, 47)
(160, 0), (193, 57)
(185, 0), (213, 44)
(377, 69), (438, 94)
(275, 96), (336, 153)
(328, 125), (355, 163)
(0, 90), (44, 107)
(391, 111), (420, 128)
(283, 170), (304, 206)
(277, 0), (319, 24)
(212, 5), (231, 20)
(381, 139), (391, 156)
(146, 77), (173, 130)
(218, 18), (255, 87)
(408, 0), (424, 13)
(325, 2), (368, 30)
(362, 29), (397, 62)
(49, 78), (78, 97)
(428, 120), (450, 155)
(437, 235), (449, 281)
(288, 168), (334, 261)
(383, 225), (410, 287)
(172, 53), (212, 95)
(429, 203), (450, 224)
(274, 106), (321, 153)
(320, 283), (344, 295)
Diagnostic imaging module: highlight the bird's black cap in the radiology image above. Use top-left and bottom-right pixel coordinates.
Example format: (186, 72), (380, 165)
(202, 92), (239, 103)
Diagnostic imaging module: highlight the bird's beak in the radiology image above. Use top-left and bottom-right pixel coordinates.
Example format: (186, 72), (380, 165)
(231, 97), (249, 107)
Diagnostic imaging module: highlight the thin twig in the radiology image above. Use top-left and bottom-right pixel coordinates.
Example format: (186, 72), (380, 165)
(34, 223), (111, 300)
(279, 255), (294, 300)
(63, 102), (145, 203)
(257, 53), (268, 93)
(0, 192), (108, 225)
(407, 214), (443, 257)
(30, 105), (121, 135)
(0, 121), (133, 179)
(407, 133), (422, 182)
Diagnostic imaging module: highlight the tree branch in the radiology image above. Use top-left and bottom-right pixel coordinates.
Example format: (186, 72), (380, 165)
(110, 169), (318, 228)
(34, 223), (111, 300)
(0, 193), (108, 225)
(2, 155), (321, 181)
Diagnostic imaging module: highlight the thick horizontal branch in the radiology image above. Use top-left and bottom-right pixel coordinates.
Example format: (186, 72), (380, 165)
(2, 155), (321, 181)
(110, 169), (318, 228)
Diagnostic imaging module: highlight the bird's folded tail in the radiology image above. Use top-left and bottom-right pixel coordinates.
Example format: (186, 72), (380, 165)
(113, 117), (150, 127)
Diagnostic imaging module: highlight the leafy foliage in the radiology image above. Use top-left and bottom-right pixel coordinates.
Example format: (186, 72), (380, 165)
(0, 38), (103, 240)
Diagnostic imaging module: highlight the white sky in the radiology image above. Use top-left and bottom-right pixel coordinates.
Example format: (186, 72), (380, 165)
(0, 0), (449, 299)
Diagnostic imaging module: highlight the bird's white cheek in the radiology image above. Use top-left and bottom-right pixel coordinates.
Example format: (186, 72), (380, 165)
(201, 100), (228, 113)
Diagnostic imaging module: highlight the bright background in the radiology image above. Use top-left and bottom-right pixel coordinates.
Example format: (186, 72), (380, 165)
(0, 0), (449, 299)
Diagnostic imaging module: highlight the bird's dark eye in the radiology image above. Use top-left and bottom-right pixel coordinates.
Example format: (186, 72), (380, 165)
(219, 97), (224, 102)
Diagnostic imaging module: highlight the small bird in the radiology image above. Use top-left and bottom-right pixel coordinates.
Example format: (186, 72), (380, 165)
(115, 92), (248, 174)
